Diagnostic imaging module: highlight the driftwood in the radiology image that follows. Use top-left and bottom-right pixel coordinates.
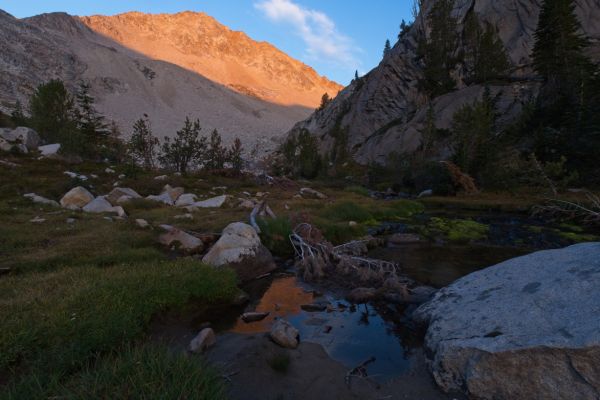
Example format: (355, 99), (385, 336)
(250, 201), (277, 233)
(533, 192), (600, 226)
(345, 357), (376, 387)
(290, 224), (401, 283)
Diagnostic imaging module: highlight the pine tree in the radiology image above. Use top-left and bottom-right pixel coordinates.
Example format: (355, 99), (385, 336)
(464, 13), (510, 83)
(29, 79), (76, 143)
(75, 82), (106, 139)
(532, 0), (593, 98)
(128, 115), (159, 169)
(10, 100), (27, 126)
(159, 117), (206, 174)
(354, 70), (359, 81)
(318, 93), (331, 111)
(229, 138), (244, 172)
(383, 39), (392, 57)
(205, 129), (227, 170)
(418, 0), (459, 97)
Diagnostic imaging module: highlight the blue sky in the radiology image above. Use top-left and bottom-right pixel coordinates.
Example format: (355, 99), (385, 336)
(2, 1), (412, 84)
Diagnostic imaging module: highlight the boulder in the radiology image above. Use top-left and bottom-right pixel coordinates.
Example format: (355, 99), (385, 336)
(159, 228), (204, 253)
(154, 175), (168, 181)
(136, 219), (150, 229)
(413, 243), (600, 400)
(0, 137), (11, 152)
(106, 187), (141, 205)
(299, 187), (327, 199)
(23, 193), (59, 207)
(417, 189), (433, 198)
(64, 171), (88, 181)
(146, 192), (174, 206)
(60, 186), (94, 209)
(0, 127), (40, 150)
(162, 184), (184, 202)
(82, 196), (113, 213)
(175, 193), (197, 207)
(38, 143), (61, 157)
(186, 195), (228, 210)
(270, 319), (300, 349)
(202, 222), (276, 281)
(188, 328), (216, 353)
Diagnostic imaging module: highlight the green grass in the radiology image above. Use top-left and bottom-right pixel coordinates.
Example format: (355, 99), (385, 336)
(50, 344), (226, 400)
(344, 185), (370, 197)
(321, 201), (374, 223)
(258, 216), (294, 257)
(0, 260), (237, 398)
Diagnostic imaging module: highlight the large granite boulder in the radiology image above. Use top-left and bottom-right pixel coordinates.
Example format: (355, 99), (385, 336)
(202, 222), (276, 281)
(413, 243), (600, 400)
(106, 187), (141, 205)
(60, 186), (94, 209)
(0, 127), (40, 150)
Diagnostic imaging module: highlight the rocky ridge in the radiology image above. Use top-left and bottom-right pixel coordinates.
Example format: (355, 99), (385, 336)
(0, 10), (341, 156)
(288, 0), (600, 164)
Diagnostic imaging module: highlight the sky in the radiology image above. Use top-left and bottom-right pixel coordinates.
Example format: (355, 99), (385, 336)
(2, 0), (413, 84)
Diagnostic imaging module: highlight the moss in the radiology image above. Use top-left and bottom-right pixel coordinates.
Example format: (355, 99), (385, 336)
(555, 230), (599, 243)
(424, 217), (489, 243)
(526, 225), (544, 234)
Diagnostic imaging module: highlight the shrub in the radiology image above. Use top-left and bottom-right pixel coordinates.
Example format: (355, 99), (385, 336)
(258, 217), (294, 257)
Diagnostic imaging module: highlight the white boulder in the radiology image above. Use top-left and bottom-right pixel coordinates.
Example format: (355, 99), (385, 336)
(60, 187), (94, 209)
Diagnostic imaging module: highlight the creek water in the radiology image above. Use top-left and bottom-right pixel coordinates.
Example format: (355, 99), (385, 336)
(210, 212), (596, 383)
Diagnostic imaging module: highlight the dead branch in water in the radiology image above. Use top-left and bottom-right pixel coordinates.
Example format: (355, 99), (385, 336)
(250, 201), (277, 233)
(290, 224), (401, 283)
(533, 192), (600, 226)
(345, 356), (376, 387)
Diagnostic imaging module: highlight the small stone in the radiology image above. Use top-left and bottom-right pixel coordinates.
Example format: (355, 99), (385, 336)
(270, 319), (300, 349)
(154, 175), (168, 181)
(418, 189), (433, 198)
(299, 187), (327, 199)
(30, 217), (46, 223)
(241, 312), (270, 323)
(188, 328), (216, 353)
(136, 219), (150, 229)
(174, 213), (194, 220)
(349, 221), (358, 227)
(23, 193), (59, 207)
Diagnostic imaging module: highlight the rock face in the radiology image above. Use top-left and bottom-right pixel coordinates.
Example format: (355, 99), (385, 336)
(287, 0), (600, 164)
(0, 10), (341, 157)
(59, 186), (94, 209)
(0, 127), (40, 150)
(413, 243), (600, 400)
(202, 222), (276, 281)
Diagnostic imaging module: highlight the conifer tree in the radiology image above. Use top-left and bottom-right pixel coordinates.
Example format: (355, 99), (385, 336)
(318, 93), (331, 111)
(383, 39), (392, 57)
(128, 115), (159, 169)
(229, 138), (244, 172)
(205, 129), (227, 170)
(159, 117), (206, 174)
(532, 0), (593, 99)
(418, 0), (459, 97)
(464, 13), (510, 83)
(29, 79), (76, 143)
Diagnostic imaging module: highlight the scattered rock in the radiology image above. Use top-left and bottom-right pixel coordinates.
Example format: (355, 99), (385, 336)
(118, 174), (126, 179)
(175, 193), (197, 207)
(270, 319), (300, 349)
(162, 184), (184, 202)
(202, 222), (276, 281)
(159, 228), (204, 253)
(186, 195), (228, 210)
(300, 187), (327, 199)
(105, 167), (115, 174)
(82, 196), (114, 213)
(64, 171), (88, 181)
(241, 312), (270, 323)
(414, 243), (600, 400)
(388, 233), (422, 245)
(174, 213), (194, 220)
(188, 328), (216, 353)
(136, 219), (150, 229)
(146, 192), (174, 206)
(38, 143), (61, 157)
(238, 199), (255, 209)
(0, 127), (40, 150)
(106, 187), (141, 205)
(348, 221), (358, 227)
(154, 175), (168, 181)
(60, 186), (94, 209)
(66, 218), (76, 224)
(23, 193), (59, 207)
(30, 216), (46, 223)
(346, 287), (377, 303)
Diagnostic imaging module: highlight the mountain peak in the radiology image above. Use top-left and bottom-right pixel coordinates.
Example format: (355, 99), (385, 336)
(78, 11), (342, 107)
